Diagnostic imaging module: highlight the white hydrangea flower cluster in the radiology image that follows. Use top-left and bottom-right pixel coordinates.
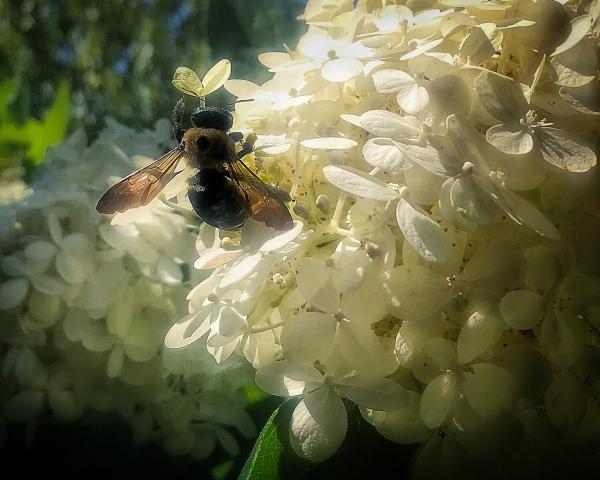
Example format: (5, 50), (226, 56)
(0, 119), (256, 459)
(165, 0), (600, 474)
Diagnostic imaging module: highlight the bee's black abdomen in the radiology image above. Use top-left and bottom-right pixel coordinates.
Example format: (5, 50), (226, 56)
(188, 169), (248, 229)
(191, 107), (233, 132)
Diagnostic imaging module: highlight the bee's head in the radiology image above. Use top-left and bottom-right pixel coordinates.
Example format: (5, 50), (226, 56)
(191, 106), (233, 132)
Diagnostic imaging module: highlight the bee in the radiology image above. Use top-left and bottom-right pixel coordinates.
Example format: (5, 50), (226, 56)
(96, 98), (293, 231)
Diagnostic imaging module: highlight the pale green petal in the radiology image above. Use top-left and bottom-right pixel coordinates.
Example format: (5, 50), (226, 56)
(462, 363), (517, 418)
(500, 289), (546, 330)
(535, 127), (597, 173)
(0, 278), (29, 310)
(457, 308), (505, 364)
(371, 391), (430, 444)
(172, 66), (204, 97)
(420, 373), (458, 428)
(474, 70), (529, 122)
(411, 338), (457, 384)
(486, 123), (534, 155)
(384, 265), (452, 322)
(201, 59), (232, 96)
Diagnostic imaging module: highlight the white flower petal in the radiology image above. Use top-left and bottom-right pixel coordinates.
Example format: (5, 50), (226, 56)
(201, 59), (232, 96)
(296, 257), (339, 313)
(301, 137), (358, 150)
(499, 188), (560, 240)
(24, 240), (57, 262)
(523, 245), (560, 294)
(371, 69), (414, 93)
(281, 312), (337, 364)
(107, 344), (125, 378)
(439, 176), (496, 230)
(551, 14), (593, 57)
(462, 363), (517, 418)
(396, 83), (429, 115)
(420, 373), (458, 428)
(384, 265), (452, 322)
(164, 312), (210, 349)
(429, 74), (472, 117)
(259, 221), (303, 254)
(459, 26), (496, 65)
(559, 81), (600, 116)
(321, 57), (363, 83)
(0, 278), (29, 310)
(399, 37), (444, 61)
(411, 337), (458, 385)
(500, 289), (546, 330)
(224, 79), (260, 98)
(48, 388), (80, 421)
(539, 310), (586, 366)
(550, 39), (598, 88)
(363, 138), (411, 172)
(337, 377), (408, 411)
(474, 70), (529, 122)
(396, 198), (449, 263)
(486, 123), (534, 155)
(370, 391), (430, 444)
(535, 127), (597, 173)
(360, 111), (421, 139)
(393, 142), (453, 177)
(322, 165), (399, 201)
(46, 213), (63, 245)
(215, 306), (246, 337)
(255, 361), (323, 397)
(30, 275), (66, 296)
(457, 309), (505, 365)
(157, 255), (183, 284)
(194, 248), (243, 269)
(219, 252), (263, 289)
(289, 387), (347, 462)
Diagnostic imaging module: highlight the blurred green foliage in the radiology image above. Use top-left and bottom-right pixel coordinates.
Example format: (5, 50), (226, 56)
(0, 80), (70, 165)
(0, 0), (305, 168)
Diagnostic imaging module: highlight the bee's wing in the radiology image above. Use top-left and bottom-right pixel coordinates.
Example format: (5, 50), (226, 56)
(96, 146), (186, 214)
(228, 159), (293, 231)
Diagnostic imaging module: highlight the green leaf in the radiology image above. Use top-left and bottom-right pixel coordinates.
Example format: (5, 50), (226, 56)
(238, 401), (312, 480)
(238, 406), (284, 480)
(0, 81), (70, 164)
(26, 81), (71, 163)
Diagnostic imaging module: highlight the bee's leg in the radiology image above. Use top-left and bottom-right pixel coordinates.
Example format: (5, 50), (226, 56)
(236, 132), (257, 159)
(228, 131), (243, 143)
(172, 97), (186, 144)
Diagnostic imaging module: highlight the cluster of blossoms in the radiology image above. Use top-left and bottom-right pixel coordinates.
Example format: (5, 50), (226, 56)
(0, 120), (256, 459)
(2, 0), (600, 477)
(163, 0), (600, 476)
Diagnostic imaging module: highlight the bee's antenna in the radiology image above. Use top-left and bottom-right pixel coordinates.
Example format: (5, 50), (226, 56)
(222, 98), (253, 110)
